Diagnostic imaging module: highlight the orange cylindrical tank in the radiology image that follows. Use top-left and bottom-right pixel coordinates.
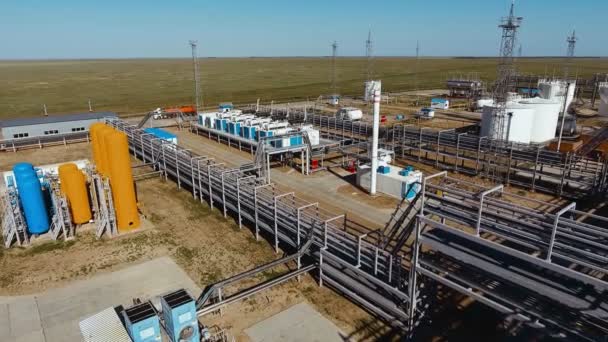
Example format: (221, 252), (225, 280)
(97, 125), (116, 177)
(63, 169), (92, 224)
(58, 163), (78, 195)
(105, 130), (140, 231)
(89, 123), (106, 174)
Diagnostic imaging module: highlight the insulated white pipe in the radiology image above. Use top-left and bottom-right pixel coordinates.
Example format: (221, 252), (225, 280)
(370, 89), (381, 195)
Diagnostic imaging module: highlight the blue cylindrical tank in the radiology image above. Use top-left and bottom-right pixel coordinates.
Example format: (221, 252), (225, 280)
(18, 174), (50, 234)
(13, 162), (36, 187)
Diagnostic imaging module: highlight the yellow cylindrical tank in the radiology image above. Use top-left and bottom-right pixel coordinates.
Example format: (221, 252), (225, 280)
(89, 123), (106, 174)
(58, 163), (78, 195)
(97, 125), (116, 177)
(105, 130), (140, 231)
(63, 169), (92, 224)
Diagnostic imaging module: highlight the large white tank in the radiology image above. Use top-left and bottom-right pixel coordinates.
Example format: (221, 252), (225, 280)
(481, 105), (534, 144)
(519, 98), (561, 143)
(538, 79), (576, 113)
(599, 82), (608, 116)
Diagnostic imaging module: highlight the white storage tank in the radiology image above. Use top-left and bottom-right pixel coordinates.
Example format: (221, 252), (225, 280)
(599, 82), (608, 116)
(481, 105), (534, 144)
(538, 79), (576, 113)
(519, 98), (561, 143)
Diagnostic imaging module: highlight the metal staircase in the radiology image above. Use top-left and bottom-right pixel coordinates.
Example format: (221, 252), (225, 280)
(91, 174), (118, 238)
(381, 193), (422, 256)
(575, 126), (608, 157)
(1, 183), (28, 248)
(48, 180), (74, 241)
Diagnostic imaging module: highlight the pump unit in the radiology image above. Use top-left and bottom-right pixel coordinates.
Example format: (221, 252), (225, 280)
(161, 289), (200, 342)
(122, 301), (161, 342)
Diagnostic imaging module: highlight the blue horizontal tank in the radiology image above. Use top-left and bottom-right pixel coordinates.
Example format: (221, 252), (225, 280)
(18, 174), (50, 234)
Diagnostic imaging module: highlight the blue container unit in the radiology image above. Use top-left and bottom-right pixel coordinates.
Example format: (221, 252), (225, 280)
(270, 138), (283, 148)
(13, 163), (50, 235)
(214, 118), (228, 133)
(227, 122), (241, 136)
(240, 125), (256, 140)
(161, 289), (200, 342)
(377, 166), (391, 174)
(289, 135), (303, 146)
(123, 301), (161, 342)
(257, 130), (273, 141)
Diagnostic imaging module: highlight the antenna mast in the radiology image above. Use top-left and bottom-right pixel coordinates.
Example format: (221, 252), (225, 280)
(366, 29), (374, 81)
(331, 41), (338, 95)
(189, 40), (201, 111)
(490, 0), (523, 143)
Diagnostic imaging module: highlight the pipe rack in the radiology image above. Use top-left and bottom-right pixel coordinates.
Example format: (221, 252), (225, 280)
(289, 113), (608, 199)
(106, 117), (607, 340)
(410, 172), (608, 341)
(106, 118), (414, 330)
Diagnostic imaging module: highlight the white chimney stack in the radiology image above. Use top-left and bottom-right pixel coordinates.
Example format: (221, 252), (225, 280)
(370, 88), (381, 195)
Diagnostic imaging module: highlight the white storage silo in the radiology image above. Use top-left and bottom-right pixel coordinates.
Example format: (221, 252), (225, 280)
(480, 105), (534, 144)
(599, 82), (608, 116)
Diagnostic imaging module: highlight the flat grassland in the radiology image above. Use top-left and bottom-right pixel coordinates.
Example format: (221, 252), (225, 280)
(1, 57), (607, 119)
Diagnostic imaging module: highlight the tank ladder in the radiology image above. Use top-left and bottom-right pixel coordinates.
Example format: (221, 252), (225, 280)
(48, 180), (74, 241)
(91, 174), (118, 238)
(1, 183), (29, 248)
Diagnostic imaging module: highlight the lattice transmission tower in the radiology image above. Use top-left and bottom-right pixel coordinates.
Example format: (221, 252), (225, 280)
(564, 29), (577, 79)
(490, 0), (523, 143)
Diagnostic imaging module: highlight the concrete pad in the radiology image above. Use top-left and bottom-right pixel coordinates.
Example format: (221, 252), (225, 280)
(245, 302), (348, 342)
(0, 256), (199, 342)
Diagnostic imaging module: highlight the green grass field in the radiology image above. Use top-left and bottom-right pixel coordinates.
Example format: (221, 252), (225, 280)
(1, 57), (607, 119)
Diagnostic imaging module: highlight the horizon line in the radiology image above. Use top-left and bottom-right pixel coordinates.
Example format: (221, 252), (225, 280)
(1, 55), (607, 62)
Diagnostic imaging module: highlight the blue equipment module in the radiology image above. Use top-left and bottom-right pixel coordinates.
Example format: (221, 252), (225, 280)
(161, 289), (200, 342)
(122, 301), (161, 342)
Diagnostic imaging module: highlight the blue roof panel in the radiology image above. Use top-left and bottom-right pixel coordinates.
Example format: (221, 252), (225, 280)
(144, 128), (177, 140)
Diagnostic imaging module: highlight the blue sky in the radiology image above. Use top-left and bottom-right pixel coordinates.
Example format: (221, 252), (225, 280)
(0, 0), (605, 59)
